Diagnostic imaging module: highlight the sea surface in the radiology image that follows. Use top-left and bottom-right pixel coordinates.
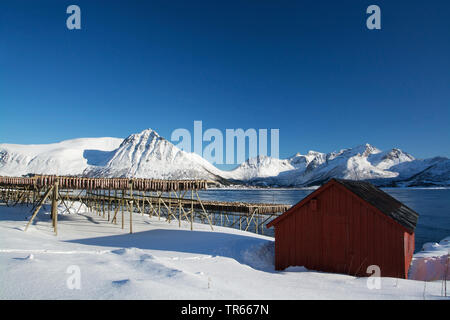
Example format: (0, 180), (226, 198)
(198, 188), (450, 253)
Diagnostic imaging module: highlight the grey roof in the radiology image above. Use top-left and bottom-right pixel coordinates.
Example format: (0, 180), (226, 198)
(333, 179), (419, 232)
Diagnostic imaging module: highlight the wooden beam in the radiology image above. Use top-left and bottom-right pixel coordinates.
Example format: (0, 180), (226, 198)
(24, 186), (54, 232)
(52, 180), (59, 235)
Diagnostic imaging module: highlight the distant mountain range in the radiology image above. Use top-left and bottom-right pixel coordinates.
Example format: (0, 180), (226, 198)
(1, 129), (449, 187)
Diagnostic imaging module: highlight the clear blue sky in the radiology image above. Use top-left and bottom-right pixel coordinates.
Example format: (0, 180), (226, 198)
(1, 0), (449, 168)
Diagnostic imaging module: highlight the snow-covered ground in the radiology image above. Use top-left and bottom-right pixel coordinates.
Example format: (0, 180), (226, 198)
(0, 203), (448, 300)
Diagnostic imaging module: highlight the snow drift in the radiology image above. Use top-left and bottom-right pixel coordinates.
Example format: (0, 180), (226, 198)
(409, 237), (450, 281)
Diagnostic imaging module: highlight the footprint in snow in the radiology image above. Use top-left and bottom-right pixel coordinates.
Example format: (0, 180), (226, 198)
(112, 279), (131, 287)
(111, 248), (127, 255)
(13, 254), (34, 261)
(139, 254), (154, 261)
(111, 248), (138, 255)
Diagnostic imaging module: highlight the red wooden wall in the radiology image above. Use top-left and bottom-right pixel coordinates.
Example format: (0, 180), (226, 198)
(273, 183), (414, 279)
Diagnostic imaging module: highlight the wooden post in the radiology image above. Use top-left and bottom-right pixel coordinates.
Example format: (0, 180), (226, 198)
(191, 190), (194, 231)
(94, 190), (97, 215)
(26, 187), (30, 206)
(51, 180), (59, 235)
(158, 195), (161, 220)
(108, 188), (111, 221)
(121, 190), (124, 229)
(102, 190), (105, 218)
(168, 191), (172, 223)
(178, 191), (181, 228)
(130, 200), (133, 234)
(141, 191), (144, 216)
(129, 181), (133, 233)
(97, 190), (101, 216)
(113, 189), (117, 223)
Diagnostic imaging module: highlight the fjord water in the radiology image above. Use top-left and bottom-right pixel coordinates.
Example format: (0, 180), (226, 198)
(198, 188), (450, 252)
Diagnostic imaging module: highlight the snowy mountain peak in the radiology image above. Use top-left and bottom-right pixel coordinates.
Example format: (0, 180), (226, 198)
(119, 128), (161, 147)
(86, 128), (224, 180)
(228, 155), (294, 181)
(368, 148), (415, 170)
(353, 143), (381, 156)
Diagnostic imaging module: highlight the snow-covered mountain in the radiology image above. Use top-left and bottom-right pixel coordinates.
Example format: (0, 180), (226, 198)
(84, 129), (225, 180)
(374, 156), (450, 187)
(232, 144), (450, 187)
(0, 138), (123, 177)
(0, 129), (449, 187)
(227, 155), (295, 181)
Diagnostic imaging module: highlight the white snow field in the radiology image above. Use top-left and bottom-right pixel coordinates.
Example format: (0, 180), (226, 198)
(0, 203), (448, 300)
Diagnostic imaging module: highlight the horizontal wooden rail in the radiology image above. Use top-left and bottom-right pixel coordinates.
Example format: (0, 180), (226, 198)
(0, 175), (210, 192)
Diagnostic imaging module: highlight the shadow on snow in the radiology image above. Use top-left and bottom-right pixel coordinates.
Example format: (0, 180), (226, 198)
(65, 228), (276, 272)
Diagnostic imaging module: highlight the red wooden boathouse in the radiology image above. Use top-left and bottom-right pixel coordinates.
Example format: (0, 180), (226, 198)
(267, 179), (419, 279)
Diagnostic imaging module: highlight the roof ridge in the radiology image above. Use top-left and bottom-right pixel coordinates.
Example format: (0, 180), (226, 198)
(333, 179), (419, 232)
(268, 178), (419, 233)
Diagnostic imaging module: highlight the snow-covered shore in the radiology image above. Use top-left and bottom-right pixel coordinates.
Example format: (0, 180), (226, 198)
(0, 203), (448, 300)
